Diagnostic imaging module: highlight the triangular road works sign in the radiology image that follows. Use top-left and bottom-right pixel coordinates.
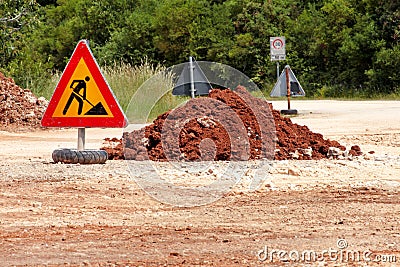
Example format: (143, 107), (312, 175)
(41, 40), (127, 128)
(172, 59), (212, 96)
(270, 65), (305, 97)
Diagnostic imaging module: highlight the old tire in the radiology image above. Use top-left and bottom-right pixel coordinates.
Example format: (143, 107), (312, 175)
(52, 148), (108, 164)
(280, 109), (298, 115)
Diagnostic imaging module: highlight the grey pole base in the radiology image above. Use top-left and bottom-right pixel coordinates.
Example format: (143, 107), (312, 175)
(280, 109), (298, 115)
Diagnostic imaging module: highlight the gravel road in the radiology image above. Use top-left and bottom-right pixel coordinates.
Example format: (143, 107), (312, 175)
(0, 100), (399, 266)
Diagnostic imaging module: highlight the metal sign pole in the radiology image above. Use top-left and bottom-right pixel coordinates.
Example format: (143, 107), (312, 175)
(286, 67), (291, 110)
(189, 56), (195, 99)
(78, 128), (85, 151)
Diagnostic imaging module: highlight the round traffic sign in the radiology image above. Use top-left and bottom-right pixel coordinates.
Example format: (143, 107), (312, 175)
(272, 38), (284, 50)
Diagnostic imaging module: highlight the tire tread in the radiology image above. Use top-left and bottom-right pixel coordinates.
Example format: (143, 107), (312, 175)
(52, 148), (108, 164)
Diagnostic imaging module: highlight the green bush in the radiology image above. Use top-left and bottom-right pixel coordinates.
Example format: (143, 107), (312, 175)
(2, 0), (400, 99)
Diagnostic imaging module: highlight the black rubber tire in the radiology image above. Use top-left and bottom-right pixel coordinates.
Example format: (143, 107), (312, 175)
(280, 109), (298, 115)
(52, 148), (108, 164)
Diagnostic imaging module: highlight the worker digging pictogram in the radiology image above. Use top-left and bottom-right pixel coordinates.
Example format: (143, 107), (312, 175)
(63, 76), (107, 116)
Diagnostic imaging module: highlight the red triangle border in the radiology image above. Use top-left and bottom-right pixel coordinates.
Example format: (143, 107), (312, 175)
(41, 40), (127, 128)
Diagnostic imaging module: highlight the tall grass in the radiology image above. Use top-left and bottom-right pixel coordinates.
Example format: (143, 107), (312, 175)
(36, 74), (55, 100)
(103, 60), (186, 122)
(102, 60), (163, 111)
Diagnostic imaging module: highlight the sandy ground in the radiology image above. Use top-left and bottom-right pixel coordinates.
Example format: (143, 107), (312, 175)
(0, 100), (399, 266)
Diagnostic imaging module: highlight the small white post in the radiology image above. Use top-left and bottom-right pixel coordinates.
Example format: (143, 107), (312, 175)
(189, 56), (195, 99)
(77, 128), (85, 151)
(276, 61), (280, 81)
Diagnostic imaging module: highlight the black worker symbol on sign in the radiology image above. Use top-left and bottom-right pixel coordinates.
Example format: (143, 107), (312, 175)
(63, 76), (108, 116)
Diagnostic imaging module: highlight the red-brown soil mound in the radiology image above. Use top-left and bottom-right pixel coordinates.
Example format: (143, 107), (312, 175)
(0, 72), (48, 131)
(102, 87), (360, 160)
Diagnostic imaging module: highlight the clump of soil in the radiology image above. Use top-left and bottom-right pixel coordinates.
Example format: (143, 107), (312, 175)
(101, 138), (124, 160)
(0, 72), (48, 131)
(349, 145), (363, 156)
(102, 87), (361, 160)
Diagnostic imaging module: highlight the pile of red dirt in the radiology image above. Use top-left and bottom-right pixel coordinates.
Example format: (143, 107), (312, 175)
(0, 72), (48, 131)
(102, 87), (361, 160)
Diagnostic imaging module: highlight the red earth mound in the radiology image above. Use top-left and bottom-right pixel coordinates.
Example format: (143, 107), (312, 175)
(0, 72), (48, 131)
(102, 87), (360, 160)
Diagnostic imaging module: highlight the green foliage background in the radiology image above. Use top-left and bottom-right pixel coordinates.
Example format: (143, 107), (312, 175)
(1, 0), (399, 98)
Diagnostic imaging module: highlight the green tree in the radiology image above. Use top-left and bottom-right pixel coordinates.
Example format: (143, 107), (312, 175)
(2, 0), (400, 98)
(0, 0), (39, 71)
(288, 0), (390, 97)
(227, 0), (299, 86)
(7, 0), (141, 91)
(361, 0), (400, 94)
(97, 0), (159, 65)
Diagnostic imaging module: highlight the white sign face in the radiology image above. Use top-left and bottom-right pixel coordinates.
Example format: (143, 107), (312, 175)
(270, 36), (286, 61)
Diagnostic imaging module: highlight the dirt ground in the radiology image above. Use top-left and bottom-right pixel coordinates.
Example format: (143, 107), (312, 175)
(0, 100), (399, 266)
